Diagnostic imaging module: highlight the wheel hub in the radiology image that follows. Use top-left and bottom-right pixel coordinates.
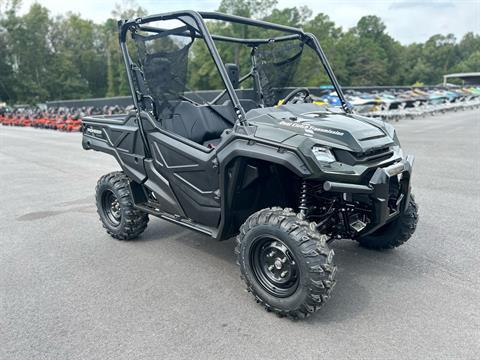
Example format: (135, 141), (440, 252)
(250, 237), (299, 297)
(274, 259), (283, 270)
(102, 190), (122, 226)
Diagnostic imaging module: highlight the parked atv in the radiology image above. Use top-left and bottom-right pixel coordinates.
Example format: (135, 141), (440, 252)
(46, 115), (58, 129)
(2, 114), (13, 126)
(14, 114), (23, 126)
(82, 11), (418, 319)
(20, 115), (32, 127)
(35, 112), (46, 128)
(66, 114), (82, 132)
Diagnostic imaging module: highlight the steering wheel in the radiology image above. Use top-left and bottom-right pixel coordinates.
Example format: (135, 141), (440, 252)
(282, 87), (311, 104)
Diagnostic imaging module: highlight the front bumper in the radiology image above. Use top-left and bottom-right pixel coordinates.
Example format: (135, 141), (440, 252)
(323, 155), (414, 234)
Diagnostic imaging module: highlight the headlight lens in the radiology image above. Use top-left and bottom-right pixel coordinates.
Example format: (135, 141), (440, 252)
(393, 145), (404, 159)
(312, 146), (336, 163)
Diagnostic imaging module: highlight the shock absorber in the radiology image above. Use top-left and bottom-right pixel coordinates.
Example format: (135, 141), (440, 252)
(298, 180), (309, 217)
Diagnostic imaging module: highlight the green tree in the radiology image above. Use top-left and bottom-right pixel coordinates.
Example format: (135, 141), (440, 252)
(304, 13), (345, 82)
(458, 33), (480, 58)
(1, 1), (479, 103)
(454, 51), (480, 73)
(218, 0), (277, 18)
(356, 15), (386, 41)
(265, 6), (312, 28)
(105, 1), (147, 96)
(0, 17), (14, 102)
(51, 13), (107, 97)
(332, 17), (389, 86)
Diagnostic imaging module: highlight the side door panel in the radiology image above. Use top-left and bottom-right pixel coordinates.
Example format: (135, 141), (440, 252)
(146, 131), (221, 227)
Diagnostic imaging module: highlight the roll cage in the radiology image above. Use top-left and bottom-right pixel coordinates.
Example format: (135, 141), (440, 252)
(118, 10), (351, 127)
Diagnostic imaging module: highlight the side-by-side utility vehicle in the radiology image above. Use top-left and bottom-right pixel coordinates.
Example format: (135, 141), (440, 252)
(82, 11), (418, 319)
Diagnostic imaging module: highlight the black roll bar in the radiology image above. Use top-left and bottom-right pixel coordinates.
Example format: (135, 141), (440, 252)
(119, 10), (247, 124)
(199, 11), (304, 35)
(118, 10), (352, 132)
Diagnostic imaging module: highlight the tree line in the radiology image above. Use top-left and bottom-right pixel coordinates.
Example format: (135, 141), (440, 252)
(0, 0), (479, 104)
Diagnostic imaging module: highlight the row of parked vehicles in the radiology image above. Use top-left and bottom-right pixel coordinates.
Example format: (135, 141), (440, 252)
(0, 105), (128, 131)
(1, 87), (478, 131)
(314, 86), (480, 120)
(346, 86), (480, 120)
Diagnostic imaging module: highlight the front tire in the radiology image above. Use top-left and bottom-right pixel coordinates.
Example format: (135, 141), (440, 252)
(95, 171), (149, 240)
(235, 207), (336, 319)
(357, 195), (418, 250)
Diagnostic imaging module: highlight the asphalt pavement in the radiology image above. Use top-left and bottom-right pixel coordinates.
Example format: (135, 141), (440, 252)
(1, 110), (479, 359)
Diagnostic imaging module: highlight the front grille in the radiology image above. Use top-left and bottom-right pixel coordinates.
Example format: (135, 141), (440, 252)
(334, 146), (394, 166)
(352, 147), (393, 163)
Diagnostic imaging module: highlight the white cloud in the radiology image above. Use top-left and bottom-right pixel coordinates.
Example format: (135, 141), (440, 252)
(19, 0), (480, 43)
(277, 0), (480, 43)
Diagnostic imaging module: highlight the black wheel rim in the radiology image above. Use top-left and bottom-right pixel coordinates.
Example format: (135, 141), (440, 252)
(250, 236), (299, 298)
(102, 190), (121, 226)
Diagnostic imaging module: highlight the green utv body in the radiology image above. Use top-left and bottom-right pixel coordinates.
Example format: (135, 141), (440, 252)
(83, 11), (418, 319)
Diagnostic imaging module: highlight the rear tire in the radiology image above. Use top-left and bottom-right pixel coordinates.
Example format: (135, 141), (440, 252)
(95, 171), (149, 240)
(357, 194), (418, 250)
(235, 207), (336, 319)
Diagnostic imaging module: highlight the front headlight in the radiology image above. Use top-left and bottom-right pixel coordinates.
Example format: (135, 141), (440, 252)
(312, 146), (336, 163)
(393, 145), (404, 159)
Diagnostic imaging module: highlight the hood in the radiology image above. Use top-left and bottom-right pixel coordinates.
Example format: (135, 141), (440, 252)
(246, 103), (395, 153)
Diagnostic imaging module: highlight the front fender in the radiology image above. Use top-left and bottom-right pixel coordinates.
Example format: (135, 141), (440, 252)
(216, 139), (311, 178)
(215, 139), (311, 240)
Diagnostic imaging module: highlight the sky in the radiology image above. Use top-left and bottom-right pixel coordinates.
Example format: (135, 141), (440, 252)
(18, 0), (480, 44)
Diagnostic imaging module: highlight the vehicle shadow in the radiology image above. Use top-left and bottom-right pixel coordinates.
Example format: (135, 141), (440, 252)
(138, 219), (238, 266)
(134, 218), (422, 324)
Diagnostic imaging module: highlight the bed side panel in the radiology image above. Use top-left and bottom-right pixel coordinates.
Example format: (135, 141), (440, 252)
(82, 114), (147, 183)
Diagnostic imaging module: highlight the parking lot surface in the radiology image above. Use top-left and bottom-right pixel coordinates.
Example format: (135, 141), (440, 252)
(1, 110), (479, 359)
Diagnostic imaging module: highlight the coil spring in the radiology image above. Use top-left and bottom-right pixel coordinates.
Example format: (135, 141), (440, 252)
(298, 180), (309, 216)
